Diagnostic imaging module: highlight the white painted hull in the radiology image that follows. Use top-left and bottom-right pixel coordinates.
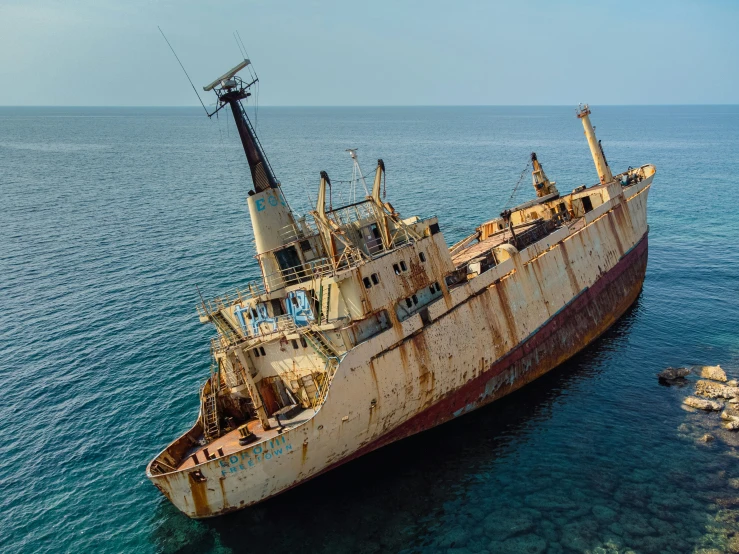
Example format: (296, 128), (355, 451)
(147, 177), (651, 518)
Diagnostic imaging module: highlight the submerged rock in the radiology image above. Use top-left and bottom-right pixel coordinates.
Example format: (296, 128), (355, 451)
(591, 505), (617, 522)
(490, 533), (547, 554)
(482, 511), (534, 540)
(696, 380), (739, 400)
(701, 433), (716, 442)
(684, 396), (724, 411)
(700, 365), (727, 382)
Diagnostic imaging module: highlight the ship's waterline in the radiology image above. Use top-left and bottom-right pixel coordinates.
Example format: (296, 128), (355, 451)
(146, 62), (654, 520)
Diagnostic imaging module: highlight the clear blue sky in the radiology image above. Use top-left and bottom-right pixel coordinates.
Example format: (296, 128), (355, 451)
(1, 0), (737, 106)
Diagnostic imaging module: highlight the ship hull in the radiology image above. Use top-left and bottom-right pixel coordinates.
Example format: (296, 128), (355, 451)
(148, 180), (651, 518)
(326, 230), (647, 462)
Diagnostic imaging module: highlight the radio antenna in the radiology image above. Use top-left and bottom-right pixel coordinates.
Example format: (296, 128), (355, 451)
(233, 31), (247, 60)
(158, 26), (209, 116)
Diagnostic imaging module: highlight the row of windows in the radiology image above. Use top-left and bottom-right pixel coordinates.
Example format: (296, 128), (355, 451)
(393, 252), (427, 275)
(291, 337), (308, 349)
(392, 261), (407, 275)
(365, 251), (427, 288)
(255, 336), (311, 358)
(403, 282), (441, 309)
(363, 273), (381, 289)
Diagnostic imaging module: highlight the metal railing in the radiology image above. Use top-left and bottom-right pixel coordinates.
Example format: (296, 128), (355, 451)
(325, 200), (375, 227)
(196, 281), (266, 320)
(277, 218), (320, 244)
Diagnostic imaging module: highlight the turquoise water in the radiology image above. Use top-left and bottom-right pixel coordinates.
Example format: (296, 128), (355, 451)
(1, 106), (738, 553)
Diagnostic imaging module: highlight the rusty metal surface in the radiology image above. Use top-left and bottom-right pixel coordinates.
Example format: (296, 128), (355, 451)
(148, 180), (652, 519)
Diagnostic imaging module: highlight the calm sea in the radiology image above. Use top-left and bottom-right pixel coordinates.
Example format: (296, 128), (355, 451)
(1, 106), (738, 554)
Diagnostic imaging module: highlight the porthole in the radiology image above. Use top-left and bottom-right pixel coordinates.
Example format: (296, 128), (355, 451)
(412, 294), (418, 305)
(419, 252), (426, 262)
(400, 261), (407, 272)
(405, 298), (412, 308)
(371, 273), (379, 285)
(259, 346), (266, 356)
(300, 337), (307, 348)
(363, 277), (372, 289)
(393, 263), (400, 275)
(291, 339), (299, 349)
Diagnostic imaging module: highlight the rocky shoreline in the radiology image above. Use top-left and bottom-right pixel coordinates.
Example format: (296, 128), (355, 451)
(659, 364), (739, 553)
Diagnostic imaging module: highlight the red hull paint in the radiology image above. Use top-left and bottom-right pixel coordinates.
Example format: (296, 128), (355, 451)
(304, 231), (649, 486)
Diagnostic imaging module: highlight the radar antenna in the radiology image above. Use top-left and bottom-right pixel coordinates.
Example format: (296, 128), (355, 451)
(203, 59), (278, 193)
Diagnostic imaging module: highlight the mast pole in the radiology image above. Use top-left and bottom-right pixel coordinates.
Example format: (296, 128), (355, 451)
(577, 104), (613, 185)
(203, 63), (296, 262)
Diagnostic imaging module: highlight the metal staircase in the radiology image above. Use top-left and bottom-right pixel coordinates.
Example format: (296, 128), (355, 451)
(299, 325), (342, 409)
(210, 311), (242, 345)
(316, 282), (331, 325)
(201, 365), (221, 442)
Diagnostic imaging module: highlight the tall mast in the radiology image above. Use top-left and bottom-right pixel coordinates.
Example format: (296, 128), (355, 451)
(204, 61), (295, 257)
(222, 91), (278, 193)
(576, 104), (613, 185)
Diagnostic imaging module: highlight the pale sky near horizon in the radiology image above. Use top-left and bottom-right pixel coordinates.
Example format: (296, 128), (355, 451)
(1, 0), (737, 106)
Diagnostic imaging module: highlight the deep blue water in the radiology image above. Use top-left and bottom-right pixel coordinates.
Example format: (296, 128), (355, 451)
(1, 105), (738, 554)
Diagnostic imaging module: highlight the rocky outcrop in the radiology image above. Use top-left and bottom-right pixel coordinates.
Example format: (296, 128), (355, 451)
(700, 365), (727, 382)
(684, 396), (724, 411)
(695, 380), (739, 400)
(721, 406), (739, 431)
(658, 367), (691, 381)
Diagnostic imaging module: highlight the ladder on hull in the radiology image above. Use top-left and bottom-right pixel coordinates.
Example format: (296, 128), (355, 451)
(201, 366), (221, 442)
(299, 325), (342, 409)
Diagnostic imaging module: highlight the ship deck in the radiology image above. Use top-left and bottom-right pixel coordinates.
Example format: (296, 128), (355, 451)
(451, 223), (538, 267)
(178, 408), (314, 470)
(452, 217), (587, 269)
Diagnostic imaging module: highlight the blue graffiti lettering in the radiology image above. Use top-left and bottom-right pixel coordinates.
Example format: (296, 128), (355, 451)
(230, 455), (239, 464)
(255, 199), (265, 211)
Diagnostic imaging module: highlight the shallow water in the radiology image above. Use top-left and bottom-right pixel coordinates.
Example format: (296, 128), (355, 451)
(1, 105), (738, 553)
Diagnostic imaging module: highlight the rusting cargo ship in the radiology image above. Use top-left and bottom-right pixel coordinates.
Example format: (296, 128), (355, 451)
(147, 60), (654, 518)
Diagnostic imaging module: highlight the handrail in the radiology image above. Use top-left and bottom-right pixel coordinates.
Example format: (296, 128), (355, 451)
(198, 250), (367, 320)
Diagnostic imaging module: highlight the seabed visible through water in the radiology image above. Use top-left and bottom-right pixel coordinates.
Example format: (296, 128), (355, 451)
(1, 106), (738, 553)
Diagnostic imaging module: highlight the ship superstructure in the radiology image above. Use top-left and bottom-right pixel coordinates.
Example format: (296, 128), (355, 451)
(146, 61), (655, 518)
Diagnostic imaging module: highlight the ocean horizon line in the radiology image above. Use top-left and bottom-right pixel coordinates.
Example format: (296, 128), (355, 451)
(1, 103), (738, 109)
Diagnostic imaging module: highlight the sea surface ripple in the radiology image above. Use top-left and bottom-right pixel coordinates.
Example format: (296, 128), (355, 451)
(1, 106), (738, 553)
